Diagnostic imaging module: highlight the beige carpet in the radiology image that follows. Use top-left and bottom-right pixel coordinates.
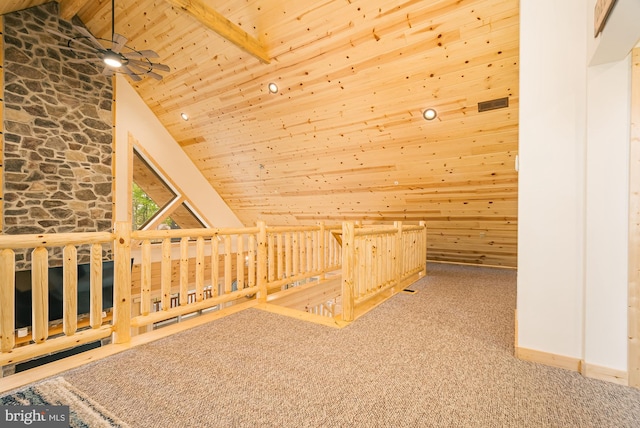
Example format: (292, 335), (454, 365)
(26, 263), (640, 426)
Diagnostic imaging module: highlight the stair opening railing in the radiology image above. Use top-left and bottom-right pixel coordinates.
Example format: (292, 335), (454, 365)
(0, 220), (425, 372)
(341, 221), (427, 321)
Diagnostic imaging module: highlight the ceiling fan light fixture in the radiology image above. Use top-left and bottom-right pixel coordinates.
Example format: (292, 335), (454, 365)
(103, 50), (123, 68)
(53, 0), (169, 81)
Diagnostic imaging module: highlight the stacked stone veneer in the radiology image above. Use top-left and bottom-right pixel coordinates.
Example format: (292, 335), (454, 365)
(3, 3), (113, 269)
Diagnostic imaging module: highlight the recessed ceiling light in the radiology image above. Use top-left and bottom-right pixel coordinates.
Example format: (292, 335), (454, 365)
(423, 108), (437, 120)
(180, 112), (189, 121)
(268, 82), (278, 93)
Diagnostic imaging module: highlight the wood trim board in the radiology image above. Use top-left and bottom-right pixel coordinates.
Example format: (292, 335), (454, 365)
(629, 48), (640, 388)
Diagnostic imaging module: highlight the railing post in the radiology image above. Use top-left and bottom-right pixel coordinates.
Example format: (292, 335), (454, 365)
(257, 221), (268, 302)
(113, 221), (132, 344)
(342, 222), (355, 322)
(318, 221), (326, 280)
(420, 221), (427, 276)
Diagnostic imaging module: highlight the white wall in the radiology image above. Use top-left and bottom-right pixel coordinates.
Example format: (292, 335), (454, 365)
(519, 0), (636, 373)
(114, 75), (243, 228)
(517, 0), (588, 358)
(585, 57), (630, 371)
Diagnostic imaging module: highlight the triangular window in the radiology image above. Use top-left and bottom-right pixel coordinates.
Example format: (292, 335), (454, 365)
(131, 147), (207, 231)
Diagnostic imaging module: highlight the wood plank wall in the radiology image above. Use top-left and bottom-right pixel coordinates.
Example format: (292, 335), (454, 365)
(0, 0), (520, 267)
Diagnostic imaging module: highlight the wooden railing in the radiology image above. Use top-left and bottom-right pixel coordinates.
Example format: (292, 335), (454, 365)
(129, 222), (342, 331)
(0, 220), (425, 371)
(264, 224), (342, 290)
(341, 221), (427, 322)
(0, 232), (115, 368)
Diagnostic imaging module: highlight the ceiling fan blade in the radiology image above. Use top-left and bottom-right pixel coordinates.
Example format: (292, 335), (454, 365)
(45, 43), (97, 56)
(126, 50), (160, 59)
(149, 62), (170, 73)
(126, 61), (148, 73)
(73, 25), (106, 51)
(45, 28), (76, 42)
(146, 71), (164, 81)
(127, 58), (151, 70)
(66, 57), (102, 64)
(126, 62), (163, 80)
(121, 65), (142, 82)
(127, 58), (169, 73)
(111, 33), (128, 54)
(45, 29), (99, 53)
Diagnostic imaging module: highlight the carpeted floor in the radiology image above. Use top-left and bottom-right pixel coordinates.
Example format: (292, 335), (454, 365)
(7, 263), (640, 426)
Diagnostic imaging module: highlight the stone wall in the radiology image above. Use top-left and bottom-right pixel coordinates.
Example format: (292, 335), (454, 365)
(2, 3), (113, 268)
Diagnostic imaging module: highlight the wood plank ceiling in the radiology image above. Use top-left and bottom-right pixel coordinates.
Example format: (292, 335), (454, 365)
(1, 0), (519, 267)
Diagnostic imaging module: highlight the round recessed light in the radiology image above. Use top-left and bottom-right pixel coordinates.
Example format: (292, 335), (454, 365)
(423, 108), (437, 120)
(180, 112), (189, 121)
(268, 82), (278, 93)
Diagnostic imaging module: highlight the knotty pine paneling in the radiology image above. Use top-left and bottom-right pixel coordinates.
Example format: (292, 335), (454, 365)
(1, 0), (520, 267)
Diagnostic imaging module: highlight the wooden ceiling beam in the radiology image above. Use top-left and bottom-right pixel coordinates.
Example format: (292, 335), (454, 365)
(165, 0), (270, 64)
(57, 0), (89, 20)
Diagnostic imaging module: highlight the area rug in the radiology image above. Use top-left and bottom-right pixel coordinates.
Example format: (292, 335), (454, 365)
(0, 377), (129, 428)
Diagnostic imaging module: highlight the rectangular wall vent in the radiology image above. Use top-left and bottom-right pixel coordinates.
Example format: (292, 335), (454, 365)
(478, 97), (509, 112)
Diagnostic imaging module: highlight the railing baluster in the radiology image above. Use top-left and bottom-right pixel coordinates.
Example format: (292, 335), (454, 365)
(161, 238), (172, 311)
(368, 236), (376, 294)
(276, 233), (283, 281)
(237, 234), (244, 290)
(212, 236), (219, 297)
(180, 237), (189, 306)
(0, 249), (15, 352)
(196, 236), (205, 301)
(224, 235), (232, 294)
(248, 234), (256, 288)
(31, 247), (49, 344)
(90, 244), (103, 328)
(285, 232), (292, 279)
(268, 233), (275, 282)
(393, 224), (400, 286)
(257, 221), (267, 301)
(63, 245), (78, 336)
(140, 240), (151, 316)
(421, 221), (428, 275)
(342, 222), (355, 322)
(292, 232), (299, 276)
(318, 223), (325, 280)
(306, 231), (313, 274)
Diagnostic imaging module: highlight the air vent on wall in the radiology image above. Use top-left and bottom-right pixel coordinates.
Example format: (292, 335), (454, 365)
(478, 97), (509, 112)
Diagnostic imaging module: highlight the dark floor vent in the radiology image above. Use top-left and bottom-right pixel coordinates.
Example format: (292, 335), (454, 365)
(478, 97), (509, 112)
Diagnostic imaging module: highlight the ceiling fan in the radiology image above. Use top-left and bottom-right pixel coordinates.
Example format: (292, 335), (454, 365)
(47, 0), (170, 81)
